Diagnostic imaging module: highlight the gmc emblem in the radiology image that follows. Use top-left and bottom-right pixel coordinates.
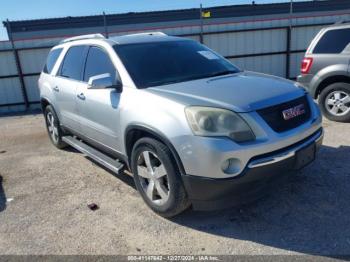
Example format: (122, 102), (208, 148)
(282, 104), (305, 120)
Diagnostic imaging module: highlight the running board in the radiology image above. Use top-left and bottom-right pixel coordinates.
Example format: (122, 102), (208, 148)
(62, 136), (124, 174)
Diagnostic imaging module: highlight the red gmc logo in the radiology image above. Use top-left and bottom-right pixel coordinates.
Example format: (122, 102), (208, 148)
(282, 104), (305, 120)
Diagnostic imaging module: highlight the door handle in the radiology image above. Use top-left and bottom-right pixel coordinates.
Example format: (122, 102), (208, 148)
(53, 86), (59, 92)
(77, 93), (86, 100)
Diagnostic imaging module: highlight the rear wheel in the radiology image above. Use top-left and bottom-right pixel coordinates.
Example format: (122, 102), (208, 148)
(319, 82), (350, 122)
(44, 105), (67, 149)
(131, 137), (190, 217)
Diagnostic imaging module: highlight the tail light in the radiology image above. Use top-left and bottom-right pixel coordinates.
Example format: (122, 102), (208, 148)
(301, 57), (313, 74)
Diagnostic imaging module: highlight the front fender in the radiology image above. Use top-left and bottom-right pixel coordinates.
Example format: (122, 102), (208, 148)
(119, 88), (192, 158)
(124, 123), (187, 175)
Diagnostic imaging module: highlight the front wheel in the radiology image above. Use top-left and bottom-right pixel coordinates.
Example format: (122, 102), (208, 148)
(319, 82), (350, 122)
(131, 137), (190, 217)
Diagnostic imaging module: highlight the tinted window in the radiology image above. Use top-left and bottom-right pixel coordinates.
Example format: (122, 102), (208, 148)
(313, 28), (350, 54)
(43, 48), (62, 74)
(114, 40), (239, 88)
(84, 46), (116, 82)
(59, 46), (86, 80)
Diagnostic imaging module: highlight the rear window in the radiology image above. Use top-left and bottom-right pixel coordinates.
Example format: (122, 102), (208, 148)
(313, 28), (350, 54)
(59, 46), (87, 81)
(43, 48), (62, 74)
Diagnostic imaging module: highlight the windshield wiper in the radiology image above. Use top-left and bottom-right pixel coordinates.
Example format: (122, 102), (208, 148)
(144, 70), (238, 88)
(206, 70), (237, 78)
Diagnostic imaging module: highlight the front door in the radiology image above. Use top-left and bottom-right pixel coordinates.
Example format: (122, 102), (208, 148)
(76, 46), (122, 152)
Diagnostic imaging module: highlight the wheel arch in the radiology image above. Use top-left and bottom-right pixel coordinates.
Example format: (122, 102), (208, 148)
(40, 97), (64, 127)
(124, 124), (186, 176)
(314, 75), (350, 99)
(40, 97), (52, 111)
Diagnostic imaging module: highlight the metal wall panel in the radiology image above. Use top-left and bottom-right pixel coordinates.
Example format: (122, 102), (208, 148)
(0, 104), (26, 114)
(291, 25), (325, 51)
(294, 13), (350, 27)
(13, 38), (60, 49)
(0, 41), (11, 50)
(18, 48), (50, 74)
(0, 51), (17, 76)
(167, 25), (200, 36)
(24, 75), (40, 102)
(290, 52), (305, 79)
(230, 54), (286, 77)
(0, 77), (23, 104)
(203, 29), (286, 57)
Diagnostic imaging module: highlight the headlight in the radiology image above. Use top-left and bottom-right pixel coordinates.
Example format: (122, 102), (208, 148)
(185, 106), (255, 142)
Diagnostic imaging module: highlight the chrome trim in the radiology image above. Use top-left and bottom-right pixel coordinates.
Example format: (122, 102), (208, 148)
(248, 129), (323, 169)
(248, 151), (295, 168)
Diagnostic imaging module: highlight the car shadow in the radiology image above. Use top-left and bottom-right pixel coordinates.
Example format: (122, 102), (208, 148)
(0, 175), (6, 212)
(170, 144), (350, 257)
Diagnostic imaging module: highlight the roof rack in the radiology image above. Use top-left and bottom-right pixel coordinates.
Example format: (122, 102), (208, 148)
(60, 33), (105, 44)
(122, 32), (167, 37)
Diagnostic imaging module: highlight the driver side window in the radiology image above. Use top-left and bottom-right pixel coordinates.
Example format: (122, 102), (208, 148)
(84, 46), (117, 82)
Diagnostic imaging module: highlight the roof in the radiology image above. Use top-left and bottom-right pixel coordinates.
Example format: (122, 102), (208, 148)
(3, 0), (350, 33)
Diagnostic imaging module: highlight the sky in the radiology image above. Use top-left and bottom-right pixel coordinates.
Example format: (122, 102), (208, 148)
(0, 0), (305, 40)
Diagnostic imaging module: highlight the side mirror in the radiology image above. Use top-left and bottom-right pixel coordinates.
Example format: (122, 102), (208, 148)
(88, 73), (122, 92)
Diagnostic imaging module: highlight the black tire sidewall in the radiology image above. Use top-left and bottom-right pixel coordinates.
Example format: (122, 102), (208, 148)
(131, 137), (188, 216)
(319, 82), (350, 123)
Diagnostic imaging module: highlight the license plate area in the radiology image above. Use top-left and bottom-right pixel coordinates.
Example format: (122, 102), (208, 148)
(295, 143), (316, 170)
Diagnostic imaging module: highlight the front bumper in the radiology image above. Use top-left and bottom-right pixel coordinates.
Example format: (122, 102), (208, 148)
(173, 96), (322, 179)
(182, 128), (323, 211)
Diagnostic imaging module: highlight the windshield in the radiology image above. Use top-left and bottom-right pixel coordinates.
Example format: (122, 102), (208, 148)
(113, 40), (240, 88)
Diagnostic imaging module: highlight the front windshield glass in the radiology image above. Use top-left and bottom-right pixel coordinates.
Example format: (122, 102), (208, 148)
(113, 40), (240, 88)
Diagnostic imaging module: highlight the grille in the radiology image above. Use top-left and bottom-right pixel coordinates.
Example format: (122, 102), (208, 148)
(257, 95), (311, 133)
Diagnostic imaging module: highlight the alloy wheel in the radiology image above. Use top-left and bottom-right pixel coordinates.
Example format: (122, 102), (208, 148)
(137, 151), (170, 206)
(325, 90), (350, 116)
(46, 112), (59, 143)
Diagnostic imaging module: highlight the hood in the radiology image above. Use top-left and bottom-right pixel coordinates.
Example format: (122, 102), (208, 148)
(146, 71), (306, 112)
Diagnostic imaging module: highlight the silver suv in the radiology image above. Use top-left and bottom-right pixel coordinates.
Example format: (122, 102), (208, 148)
(298, 23), (350, 122)
(39, 32), (323, 217)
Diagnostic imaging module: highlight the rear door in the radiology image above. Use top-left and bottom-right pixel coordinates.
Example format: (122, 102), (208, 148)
(54, 45), (88, 133)
(39, 47), (63, 106)
(310, 27), (350, 75)
(76, 46), (122, 152)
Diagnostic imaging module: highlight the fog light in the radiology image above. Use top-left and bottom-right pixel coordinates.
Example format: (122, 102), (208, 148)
(221, 158), (241, 175)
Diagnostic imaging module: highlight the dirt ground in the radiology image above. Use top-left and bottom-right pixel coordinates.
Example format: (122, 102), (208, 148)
(0, 113), (349, 257)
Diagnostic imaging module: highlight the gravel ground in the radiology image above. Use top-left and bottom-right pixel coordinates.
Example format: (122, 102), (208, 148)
(0, 113), (349, 256)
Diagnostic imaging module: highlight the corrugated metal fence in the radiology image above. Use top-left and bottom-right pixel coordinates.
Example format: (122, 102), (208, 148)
(0, 12), (349, 113)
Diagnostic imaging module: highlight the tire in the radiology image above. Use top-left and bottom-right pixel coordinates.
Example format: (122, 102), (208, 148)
(318, 82), (350, 122)
(44, 105), (67, 149)
(131, 137), (190, 217)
